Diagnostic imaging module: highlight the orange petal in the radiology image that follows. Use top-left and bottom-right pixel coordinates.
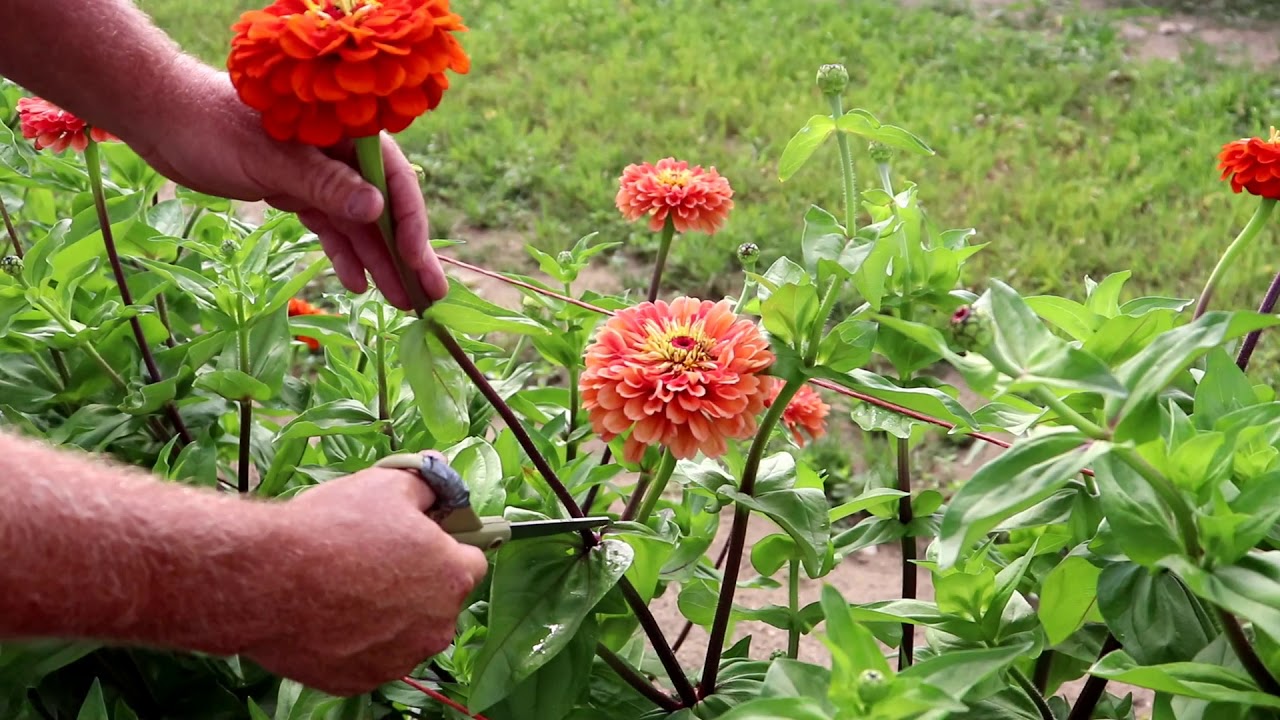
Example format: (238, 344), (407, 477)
(335, 61), (377, 94)
(312, 66), (350, 101)
(296, 103), (344, 147)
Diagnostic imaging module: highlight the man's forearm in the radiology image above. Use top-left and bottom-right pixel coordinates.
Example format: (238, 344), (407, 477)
(0, 431), (284, 656)
(0, 0), (199, 146)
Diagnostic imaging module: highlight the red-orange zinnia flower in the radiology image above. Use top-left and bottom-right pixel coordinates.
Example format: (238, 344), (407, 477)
(767, 384), (830, 448)
(580, 297), (776, 463)
(227, 0), (469, 147)
(615, 158), (734, 235)
(287, 297), (327, 351)
(15, 97), (116, 154)
(1219, 127), (1280, 200)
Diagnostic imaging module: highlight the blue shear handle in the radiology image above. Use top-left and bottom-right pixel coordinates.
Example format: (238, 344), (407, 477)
(374, 453), (472, 522)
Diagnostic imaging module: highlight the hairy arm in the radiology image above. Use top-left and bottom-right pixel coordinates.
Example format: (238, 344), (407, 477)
(0, 431), (489, 695)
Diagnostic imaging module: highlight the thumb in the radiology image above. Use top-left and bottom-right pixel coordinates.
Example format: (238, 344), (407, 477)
(292, 149), (384, 224)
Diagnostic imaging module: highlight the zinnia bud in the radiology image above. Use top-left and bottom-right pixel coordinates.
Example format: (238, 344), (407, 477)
(557, 250), (574, 266)
(856, 669), (891, 704)
(0, 255), (22, 278)
(869, 141), (894, 165)
(220, 239), (239, 259)
(737, 242), (760, 270)
(816, 64), (850, 96)
(948, 304), (993, 353)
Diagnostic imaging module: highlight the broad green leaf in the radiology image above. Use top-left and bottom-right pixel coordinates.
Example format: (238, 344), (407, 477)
(829, 488), (908, 523)
(1085, 271), (1131, 317)
(935, 567), (997, 623)
(801, 205), (848, 274)
(75, 679), (108, 720)
(938, 428), (1105, 568)
(815, 318), (877, 373)
(1025, 295), (1102, 342)
(1162, 552), (1280, 646)
(677, 577), (720, 627)
(484, 619), (595, 720)
(427, 279), (550, 337)
(761, 660), (834, 713)
(1109, 311), (1280, 423)
(444, 436), (506, 516)
(275, 400), (381, 441)
(898, 642), (1032, 699)
(1193, 347), (1257, 428)
(1088, 651), (1280, 708)
(849, 401), (918, 439)
(819, 585), (892, 677)
(751, 533), (799, 575)
(401, 318), (469, 445)
(1083, 310), (1181, 366)
(469, 537), (632, 713)
(762, 282), (821, 351)
(1038, 554), (1102, 645)
(194, 368), (272, 403)
(835, 111), (934, 155)
(718, 697), (831, 720)
(1092, 452), (1184, 567)
(119, 373), (181, 416)
(1204, 470), (1280, 566)
(247, 699), (271, 720)
(810, 367), (975, 429)
(723, 487), (830, 577)
(778, 115), (837, 181)
(1098, 563), (1210, 665)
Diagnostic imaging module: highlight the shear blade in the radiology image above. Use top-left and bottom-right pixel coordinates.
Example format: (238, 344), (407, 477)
(507, 516), (611, 540)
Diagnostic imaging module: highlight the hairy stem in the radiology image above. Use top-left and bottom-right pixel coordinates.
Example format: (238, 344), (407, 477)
(647, 217), (676, 303)
(787, 556), (801, 659)
(827, 94), (858, 237)
(1067, 634), (1123, 720)
(702, 378), (805, 693)
(634, 450), (677, 525)
(1219, 609), (1280, 695)
(1195, 197), (1277, 319)
(896, 436), (917, 669)
(1010, 666), (1053, 720)
(1031, 386), (1109, 440)
(85, 140), (192, 447)
(1, 193), (22, 258)
(804, 279), (844, 366)
(597, 643), (681, 712)
(1236, 267), (1280, 371)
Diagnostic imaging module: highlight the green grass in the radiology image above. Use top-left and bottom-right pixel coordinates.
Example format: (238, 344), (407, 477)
(141, 0), (1280, 311)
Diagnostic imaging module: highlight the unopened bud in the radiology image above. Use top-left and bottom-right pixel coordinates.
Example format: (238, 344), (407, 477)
(869, 141), (894, 164)
(0, 255), (22, 278)
(737, 242), (760, 270)
(220, 239), (238, 259)
(816, 64), (850, 96)
(557, 250), (574, 266)
(948, 304), (994, 353)
(856, 669), (891, 704)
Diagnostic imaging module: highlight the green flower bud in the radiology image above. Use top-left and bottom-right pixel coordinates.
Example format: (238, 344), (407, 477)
(557, 250), (574, 266)
(737, 242), (760, 270)
(769, 649), (786, 661)
(856, 669), (891, 704)
(220, 239), (238, 260)
(816, 63), (850, 96)
(948, 304), (994, 353)
(869, 141), (894, 165)
(0, 255), (22, 278)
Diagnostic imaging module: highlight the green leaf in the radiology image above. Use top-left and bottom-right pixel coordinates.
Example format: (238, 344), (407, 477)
(829, 488), (908, 523)
(75, 679), (108, 720)
(938, 428), (1105, 568)
(1088, 651), (1280, 708)
(761, 282), (821, 351)
(1109, 311), (1280, 423)
(1204, 470), (1280, 566)
(801, 205), (847, 275)
(427, 280), (550, 337)
(444, 436), (506, 516)
(718, 697), (831, 720)
(194, 368), (272, 403)
(484, 619), (595, 720)
(276, 400), (380, 441)
(1092, 452), (1185, 567)
(1193, 347), (1257, 428)
(1085, 271), (1131, 317)
(761, 659), (833, 708)
(751, 533), (800, 575)
(835, 111), (934, 155)
(1025, 295), (1102, 342)
(778, 115), (837, 181)
(810, 367), (975, 429)
(723, 487), (830, 577)
(816, 318), (877, 373)
(1038, 554), (1103, 645)
(247, 699), (271, 720)
(1162, 552), (1280, 646)
(899, 642), (1032, 700)
(119, 373), (181, 416)
(469, 537), (632, 713)
(819, 585), (892, 677)
(402, 319), (469, 445)
(1098, 562), (1211, 665)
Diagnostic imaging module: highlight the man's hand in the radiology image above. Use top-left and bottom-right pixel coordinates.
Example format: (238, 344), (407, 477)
(244, 456), (490, 695)
(128, 59), (447, 310)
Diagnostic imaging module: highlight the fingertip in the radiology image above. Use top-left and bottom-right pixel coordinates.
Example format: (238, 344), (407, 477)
(458, 545), (491, 583)
(419, 265), (450, 301)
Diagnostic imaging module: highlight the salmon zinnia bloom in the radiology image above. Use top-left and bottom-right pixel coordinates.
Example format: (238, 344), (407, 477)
(580, 297), (776, 463)
(287, 297), (328, 351)
(16, 97), (116, 154)
(767, 384), (830, 448)
(616, 158), (735, 235)
(1219, 127), (1280, 200)
(227, 0), (469, 147)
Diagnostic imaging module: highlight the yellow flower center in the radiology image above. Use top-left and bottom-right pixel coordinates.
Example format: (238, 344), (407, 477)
(655, 167), (694, 189)
(302, 0), (380, 22)
(1270, 126), (1280, 145)
(644, 322), (715, 370)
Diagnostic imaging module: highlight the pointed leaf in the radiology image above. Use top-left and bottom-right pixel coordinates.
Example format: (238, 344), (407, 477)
(778, 115), (836, 181)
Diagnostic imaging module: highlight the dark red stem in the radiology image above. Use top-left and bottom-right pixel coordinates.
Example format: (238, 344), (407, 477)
(1067, 634), (1123, 720)
(400, 676), (489, 720)
(1, 195), (22, 258)
(1236, 268), (1280, 372)
(896, 437), (916, 669)
(597, 643), (682, 712)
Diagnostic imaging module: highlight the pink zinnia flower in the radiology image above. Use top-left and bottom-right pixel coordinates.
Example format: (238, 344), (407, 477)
(767, 384), (830, 448)
(615, 157), (734, 235)
(16, 97), (116, 154)
(580, 297), (775, 463)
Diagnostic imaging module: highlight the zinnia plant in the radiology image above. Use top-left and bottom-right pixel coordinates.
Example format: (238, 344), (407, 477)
(16, 96), (116, 153)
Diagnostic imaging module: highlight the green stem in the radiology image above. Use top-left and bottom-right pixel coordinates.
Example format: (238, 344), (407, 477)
(1030, 387), (1110, 440)
(827, 94), (858, 237)
(1117, 449), (1201, 558)
(566, 364), (580, 461)
(702, 377), (806, 693)
(877, 162), (894, 196)
(49, 349), (71, 389)
(787, 556), (801, 659)
(647, 216), (676, 303)
(32, 294), (128, 391)
(804, 278), (844, 365)
(634, 450), (677, 525)
(154, 292), (176, 348)
(30, 351), (61, 388)
(375, 309), (398, 450)
(1011, 667), (1054, 720)
(1194, 197), (1277, 319)
(354, 136), (433, 312)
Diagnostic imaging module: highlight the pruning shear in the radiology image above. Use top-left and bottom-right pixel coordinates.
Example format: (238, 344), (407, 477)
(374, 453), (610, 551)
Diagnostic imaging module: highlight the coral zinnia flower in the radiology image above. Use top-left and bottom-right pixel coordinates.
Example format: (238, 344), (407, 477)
(1219, 127), (1280, 200)
(227, 0), (469, 147)
(287, 297), (328, 351)
(615, 158), (734, 235)
(766, 384), (830, 448)
(16, 97), (116, 154)
(580, 297), (776, 463)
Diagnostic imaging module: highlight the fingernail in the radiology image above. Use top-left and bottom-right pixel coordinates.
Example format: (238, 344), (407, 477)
(346, 186), (382, 222)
